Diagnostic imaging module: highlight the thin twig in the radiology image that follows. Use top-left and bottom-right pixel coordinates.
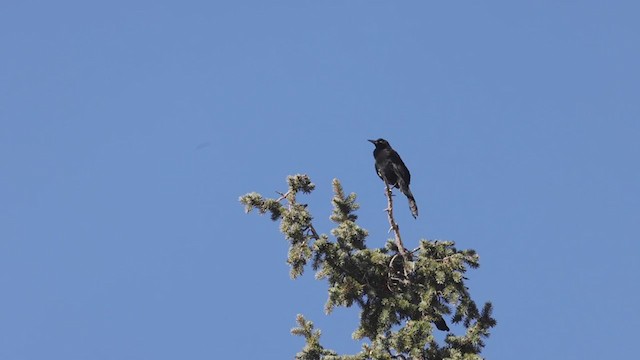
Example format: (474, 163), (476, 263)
(387, 253), (401, 291)
(307, 223), (321, 241)
(275, 190), (291, 203)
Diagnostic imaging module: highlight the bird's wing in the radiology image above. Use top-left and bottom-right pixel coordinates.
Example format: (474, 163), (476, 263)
(390, 152), (411, 186)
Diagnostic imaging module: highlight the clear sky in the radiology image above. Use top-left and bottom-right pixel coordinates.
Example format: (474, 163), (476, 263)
(1, 1), (639, 359)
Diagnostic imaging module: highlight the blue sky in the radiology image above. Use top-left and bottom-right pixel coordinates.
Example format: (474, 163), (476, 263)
(1, 1), (639, 359)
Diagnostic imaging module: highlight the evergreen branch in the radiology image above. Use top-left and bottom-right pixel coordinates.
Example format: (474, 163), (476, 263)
(240, 175), (496, 359)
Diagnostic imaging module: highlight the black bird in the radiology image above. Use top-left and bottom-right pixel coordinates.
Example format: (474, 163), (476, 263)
(368, 138), (418, 218)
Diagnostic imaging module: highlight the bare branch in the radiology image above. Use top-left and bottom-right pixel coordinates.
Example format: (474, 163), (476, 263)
(383, 181), (411, 272)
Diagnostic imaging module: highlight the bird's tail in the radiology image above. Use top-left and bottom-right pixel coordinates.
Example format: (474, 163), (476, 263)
(434, 316), (450, 331)
(402, 187), (419, 219)
(408, 195), (418, 219)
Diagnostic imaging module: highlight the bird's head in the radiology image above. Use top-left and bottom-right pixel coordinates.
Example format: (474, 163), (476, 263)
(368, 138), (390, 149)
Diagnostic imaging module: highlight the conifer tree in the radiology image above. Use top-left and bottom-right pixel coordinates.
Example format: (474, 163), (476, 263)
(240, 174), (496, 360)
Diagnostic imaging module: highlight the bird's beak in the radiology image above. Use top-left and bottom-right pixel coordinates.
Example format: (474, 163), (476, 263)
(367, 139), (376, 144)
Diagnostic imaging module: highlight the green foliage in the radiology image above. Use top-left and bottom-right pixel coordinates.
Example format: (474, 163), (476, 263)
(239, 174), (496, 359)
